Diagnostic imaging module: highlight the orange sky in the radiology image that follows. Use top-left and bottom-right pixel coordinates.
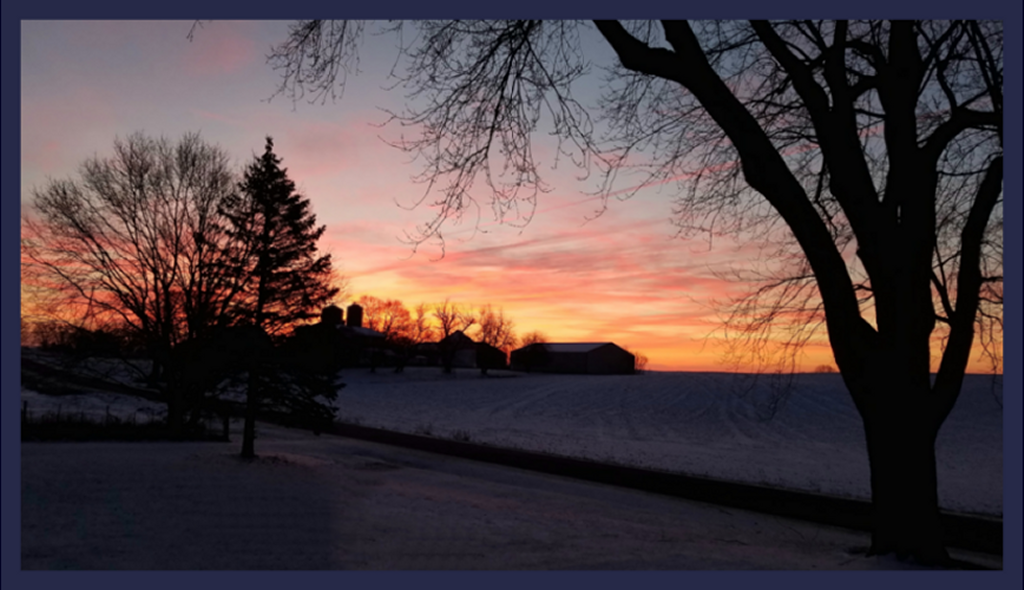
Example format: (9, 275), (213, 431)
(20, 21), (1003, 373)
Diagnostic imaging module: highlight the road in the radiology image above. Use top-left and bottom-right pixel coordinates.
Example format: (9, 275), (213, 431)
(20, 421), (999, 570)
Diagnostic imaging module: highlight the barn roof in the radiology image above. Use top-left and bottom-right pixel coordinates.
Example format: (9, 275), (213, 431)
(339, 325), (386, 338)
(537, 343), (617, 353)
(439, 330), (476, 347)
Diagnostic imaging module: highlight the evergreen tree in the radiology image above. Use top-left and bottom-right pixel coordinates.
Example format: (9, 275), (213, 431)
(224, 137), (338, 336)
(223, 137), (341, 458)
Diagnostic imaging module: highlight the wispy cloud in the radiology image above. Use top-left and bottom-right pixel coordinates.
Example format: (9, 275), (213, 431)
(181, 22), (261, 76)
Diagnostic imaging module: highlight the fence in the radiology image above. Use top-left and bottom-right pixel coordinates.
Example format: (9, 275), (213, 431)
(21, 401), (230, 442)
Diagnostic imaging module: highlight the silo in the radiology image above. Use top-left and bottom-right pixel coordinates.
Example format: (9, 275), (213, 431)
(321, 305), (343, 326)
(346, 303), (363, 328)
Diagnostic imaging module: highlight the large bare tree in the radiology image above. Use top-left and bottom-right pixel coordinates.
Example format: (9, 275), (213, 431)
(432, 298), (477, 373)
(357, 294), (415, 343)
(476, 304), (518, 354)
(23, 132), (241, 430)
(263, 20), (1002, 563)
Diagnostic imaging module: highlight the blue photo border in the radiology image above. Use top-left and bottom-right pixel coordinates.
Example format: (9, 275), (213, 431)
(3, 2), (1020, 589)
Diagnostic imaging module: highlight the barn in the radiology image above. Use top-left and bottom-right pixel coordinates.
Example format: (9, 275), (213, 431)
(293, 304), (386, 368)
(510, 342), (635, 375)
(436, 330), (508, 370)
(439, 330), (478, 368)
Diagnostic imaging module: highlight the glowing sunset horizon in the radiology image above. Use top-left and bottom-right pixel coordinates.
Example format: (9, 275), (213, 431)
(20, 20), (1002, 374)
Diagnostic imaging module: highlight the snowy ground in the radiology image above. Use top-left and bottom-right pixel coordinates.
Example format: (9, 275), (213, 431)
(19, 356), (1003, 517)
(20, 422), (1000, 570)
(329, 367), (1003, 517)
(20, 387), (166, 424)
(18, 356), (1004, 570)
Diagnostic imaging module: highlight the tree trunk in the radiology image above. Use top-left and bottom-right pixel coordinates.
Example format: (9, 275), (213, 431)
(240, 371), (259, 459)
(164, 356), (184, 438)
(167, 389), (184, 438)
(147, 355), (162, 385)
(860, 377), (948, 564)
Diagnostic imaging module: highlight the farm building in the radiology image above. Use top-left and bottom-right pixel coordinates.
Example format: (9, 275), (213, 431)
(440, 330), (477, 368)
(293, 304), (386, 367)
(437, 330), (508, 370)
(510, 343), (635, 375)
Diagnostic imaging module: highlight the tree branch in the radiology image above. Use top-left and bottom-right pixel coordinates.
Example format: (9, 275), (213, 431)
(750, 20), (884, 276)
(596, 19), (876, 387)
(933, 155), (1002, 425)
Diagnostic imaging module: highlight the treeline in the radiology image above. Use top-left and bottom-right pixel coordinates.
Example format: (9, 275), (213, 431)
(353, 295), (648, 373)
(355, 295), (548, 357)
(21, 132), (340, 456)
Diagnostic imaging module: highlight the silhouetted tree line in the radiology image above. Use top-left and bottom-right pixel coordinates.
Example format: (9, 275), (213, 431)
(349, 295), (650, 377)
(352, 295), (524, 375)
(23, 134), (342, 457)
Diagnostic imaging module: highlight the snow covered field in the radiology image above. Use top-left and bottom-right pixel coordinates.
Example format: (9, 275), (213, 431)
(19, 358), (1003, 517)
(18, 360), (1004, 570)
(329, 368), (1003, 517)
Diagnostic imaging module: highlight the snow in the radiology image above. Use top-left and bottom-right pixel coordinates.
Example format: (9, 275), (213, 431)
(20, 388), (166, 423)
(21, 347), (155, 390)
(20, 364), (1003, 517)
(19, 361), (1003, 569)
(329, 368), (1003, 516)
(20, 422), (1000, 570)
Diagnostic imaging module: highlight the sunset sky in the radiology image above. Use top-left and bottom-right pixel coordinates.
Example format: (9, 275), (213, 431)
(18, 20), (998, 372)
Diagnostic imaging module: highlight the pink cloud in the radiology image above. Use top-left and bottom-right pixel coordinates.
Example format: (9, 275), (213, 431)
(182, 24), (259, 76)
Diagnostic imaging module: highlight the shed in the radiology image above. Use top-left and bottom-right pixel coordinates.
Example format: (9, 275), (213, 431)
(510, 342), (635, 375)
(439, 330), (478, 368)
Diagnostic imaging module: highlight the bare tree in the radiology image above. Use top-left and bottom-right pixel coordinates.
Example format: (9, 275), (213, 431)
(518, 330), (549, 347)
(475, 304), (517, 374)
(391, 302), (438, 373)
(433, 298), (477, 374)
(432, 298), (477, 339)
(263, 19), (1002, 563)
(357, 295), (414, 343)
(476, 304), (518, 354)
(514, 330), (550, 372)
(357, 294), (420, 372)
(22, 132), (240, 432)
(409, 303), (437, 345)
(633, 350), (649, 374)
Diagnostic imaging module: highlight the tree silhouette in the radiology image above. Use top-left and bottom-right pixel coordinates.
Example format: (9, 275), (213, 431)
(514, 331), (550, 373)
(626, 348), (649, 374)
(22, 132), (240, 433)
(475, 304), (517, 375)
(357, 295), (414, 343)
(265, 20), (1002, 563)
(409, 303), (437, 346)
(519, 331), (549, 348)
(476, 304), (518, 354)
(221, 137), (340, 458)
(433, 298), (477, 374)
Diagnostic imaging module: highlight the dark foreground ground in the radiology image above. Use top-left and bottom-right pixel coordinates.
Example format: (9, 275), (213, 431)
(20, 421), (1001, 570)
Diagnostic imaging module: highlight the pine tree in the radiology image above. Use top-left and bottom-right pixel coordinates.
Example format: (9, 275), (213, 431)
(223, 137), (341, 458)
